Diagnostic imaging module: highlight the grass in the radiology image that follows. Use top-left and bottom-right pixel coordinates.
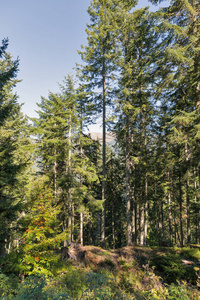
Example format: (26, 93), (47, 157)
(1, 245), (200, 299)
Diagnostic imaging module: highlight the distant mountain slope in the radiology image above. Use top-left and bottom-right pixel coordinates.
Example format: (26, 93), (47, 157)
(89, 132), (116, 145)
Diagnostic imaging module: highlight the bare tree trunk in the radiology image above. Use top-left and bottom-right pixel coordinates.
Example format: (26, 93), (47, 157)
(174, 216), (181, 246)
(53, 147), (57, 200)
(112, 205), (115, 249)
(80, 212), (83, 246)
(126, 115), (132, 246)
(101, 44), (106, 248)
(158, 202), (163, 246)
(68, 114), (72, 245)
(179, 169), (184, 247)
(140, 196), (145, 245)
(185, 143), (191, 244)
(132, 198), (137, 243)
(79, 110), (84, 246)
(167, 171), (173, 245)
(97, 212), (101, 246)
(72, 204), (74, 242)
(144, 173), (148, 245)
(197, 167), (200, 244)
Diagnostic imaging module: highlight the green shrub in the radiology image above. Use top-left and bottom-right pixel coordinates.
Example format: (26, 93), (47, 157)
(98, 258), (115, 269)
(181, 247), (200, 261)
(15, 276), (47, 300)
(151, 253), (185, 283)
(167, 282), (191, 300)
(57, 266), (87, 298)
(0, 270), (18, 299)
(82, 272), (129, 300)
(118, 259), (126, 266)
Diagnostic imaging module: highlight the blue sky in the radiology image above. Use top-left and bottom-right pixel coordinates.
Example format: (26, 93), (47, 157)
(1, 0), (169, 121)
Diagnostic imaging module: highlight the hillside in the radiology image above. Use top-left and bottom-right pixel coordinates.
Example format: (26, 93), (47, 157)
(2, 245), (200, 299)
(89, 132), (116, 145)
(54, 245), (200, 299)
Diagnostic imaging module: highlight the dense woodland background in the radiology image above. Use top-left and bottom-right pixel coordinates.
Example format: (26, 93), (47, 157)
(0, 0), (200, 278)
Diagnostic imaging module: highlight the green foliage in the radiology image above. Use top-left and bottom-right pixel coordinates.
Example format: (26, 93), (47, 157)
(1, 259), (200, 300)
(98, 258), (116, 270)
(59, 266), (87, 298)
(180, 247), (200, 261)
(151, 251), (197, 285)
(0, 270), (18, 299)
(1, 3), (200, 300)
(0, 39), (30, 254)
(15, 276), (47, 300)
(20, 176), (65, 276)
(12, 275), (72, 300)
(141, 282), (195, 300)
(167, 283), (191, 300)
(33, 74), (99, 245)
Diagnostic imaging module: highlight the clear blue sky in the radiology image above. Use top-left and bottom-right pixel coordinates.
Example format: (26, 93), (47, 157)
(0, 0), (169, 120)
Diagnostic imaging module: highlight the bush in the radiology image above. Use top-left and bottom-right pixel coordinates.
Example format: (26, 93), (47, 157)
(0, 270), (18, 299)
(151, 253), (188, 284)
(15, 276), (47, 300)
(167, 282), (191, 300)
(181, 247), (200, 261)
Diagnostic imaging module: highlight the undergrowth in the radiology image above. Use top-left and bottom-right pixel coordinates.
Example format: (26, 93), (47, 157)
(1, 245), (200, 299)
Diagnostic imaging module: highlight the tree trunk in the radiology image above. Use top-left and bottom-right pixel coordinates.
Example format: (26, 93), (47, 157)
(53, 147), (57, 200)
(178, 169), (184, 247)
(197, 167), (200, 244)
(79, 112), (84, 246)
(97, 212), (101, 246)
(140, 195), (145, 245)
(80, 212), (83, 246)
(185, 143), (191, 244)
(167, 171), (173, 245)
(144, 172), (148, 245)
(112, 205), (115, 249)
(68, 114), (72, 245)
(126, 115), (132, 246)
(101, 44), (106, 248)
(132, 198), (137, 243)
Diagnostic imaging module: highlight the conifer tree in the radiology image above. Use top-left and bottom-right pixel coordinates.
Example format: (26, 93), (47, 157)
(115, 7), (158, 245)
(0, 39), (30, 255)
(78, 0), (124, 247)
(34, 75), (99, 246)
(146, 0), (200, 246)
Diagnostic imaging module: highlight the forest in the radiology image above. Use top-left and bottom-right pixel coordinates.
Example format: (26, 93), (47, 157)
(0, 0), (200, 299)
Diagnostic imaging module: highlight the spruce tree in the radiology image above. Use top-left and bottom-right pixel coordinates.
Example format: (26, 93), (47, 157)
(78, 0), (123, 247)
(147, 0), (200, 246)
(0, 39), (30, 255)
(33, 75), (99, 246)
(115, 7), (159, 245)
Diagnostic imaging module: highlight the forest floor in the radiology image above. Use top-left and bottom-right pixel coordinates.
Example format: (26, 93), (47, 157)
(1, 244), (200, 299)
(51, 244), (200, 299)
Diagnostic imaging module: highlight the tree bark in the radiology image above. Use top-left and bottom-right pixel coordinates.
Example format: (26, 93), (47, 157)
(80, 212), (83, 246)
(178, 169), (184, 247)
(126, 115), (132, 246)
(167, 171), (173, 245)
(185, 143), (191, 244)
(68, 114), (72, 245)
(101, 43), (106, 248)
(53, 146), (57, 200)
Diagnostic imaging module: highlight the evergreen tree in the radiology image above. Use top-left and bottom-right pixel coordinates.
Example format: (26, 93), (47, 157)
(33, 75), (99, 246)
(0, 39), (30, 255)
(115, 7), (158, 245)
(77, 0), (123, 247)
(148, 0), (200, 246)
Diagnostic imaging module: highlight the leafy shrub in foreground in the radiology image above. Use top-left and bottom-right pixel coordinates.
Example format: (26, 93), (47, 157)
(151, 252), (197, 284)
(0, 270), (18, 299)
